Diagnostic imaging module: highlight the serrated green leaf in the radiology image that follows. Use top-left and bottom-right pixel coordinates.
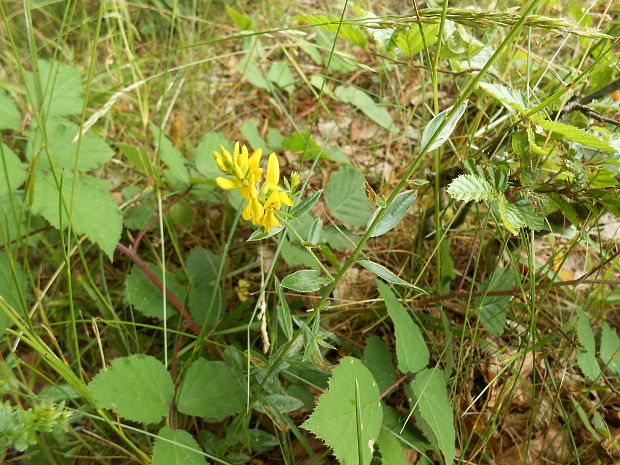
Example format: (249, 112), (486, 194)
(421, 101), (467, 152)
(536, 119), (614, 152)
(410, 368), (455, 465)
(0, 251), (26, 336)
(377, 281), (428, 374)
(177, 359), (245, 419)
(150, 124), (190, 187)
(325, 166), (372, 227)
(28, 118), (114, 171)
(393, 24), (440, 58)
(0, 91), (21, 129)
(152, 427), (208, 465)
(362, 335), (397, 394)
(478, 82), (527, 112)
(25, 60), (83, 117)
(576, 309), (602, 380)
(194, 132), (233, 178)
(281, 270), (331, 292)
(334, 86), (394, 131)
(359, 260), (423, 291)
(377, 428), (409, 465)
(447, 173), (495, 202)
(302, 357), (382, 465)
(88, 355), (173, 424)
(31, 172), (122, 258)
(124, 264), (186, 320)
(600, 322), (620, 376)
(497, 195), (525, 235)
(368, 190), (416, 237)
(296, 15), (367, 47)
(0, 143), (27, 197)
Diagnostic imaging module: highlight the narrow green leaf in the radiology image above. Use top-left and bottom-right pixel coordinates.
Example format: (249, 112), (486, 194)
(226, 4), (253, 30)
(289, 190), (322, 218)
(410, 368), (455, 465)
(377, 280), (429, 374)
(359, 260), (423, 291)
(0, 251), (26, 336)
(576, 309), (602, 380)
(88, 355), (173, 424)
(325, 166), (372, 227)
(177, 359), (245, 419)
(368, 190), (416, 237)
(281, 270), (331, 292)
(421, 101), (468, 152)
(152, 427), (208, 465)
(302, 357), (382, 465)
(275, 280), (294, 340)
(308, 218), (323, 244)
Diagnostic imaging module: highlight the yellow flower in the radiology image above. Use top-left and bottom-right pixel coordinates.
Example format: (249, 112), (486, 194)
(263, 153), (280, 194)
(259, 191), (294, 232)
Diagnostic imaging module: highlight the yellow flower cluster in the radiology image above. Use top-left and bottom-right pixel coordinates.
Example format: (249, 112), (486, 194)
(213, 142), (294, 232)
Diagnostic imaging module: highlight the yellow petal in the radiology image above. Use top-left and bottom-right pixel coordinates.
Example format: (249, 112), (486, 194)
(251, 197), (264, 222)
(248, 148), (262, 173)
(263, 152), (280, 194)
(219, 145), (232, 164)
(231, 141), (240, 164)
(216, 177), (239, 190)
(264, 191), (281, 210)
(238, 144), (249, 173)
(261, 209), (279, 232)
(278, 192), (294, 207)
(242, 201), (253, 221)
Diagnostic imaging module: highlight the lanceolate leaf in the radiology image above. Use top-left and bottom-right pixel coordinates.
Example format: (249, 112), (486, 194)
(152, 427), (208, 465)
(303, 357), (382, 465)
(377, 280), (429, 374)
(358, 260), (423, 291)
(289, 190), (322, 218)
(410, 368), (455, 465)
(368, 190), (416, 238)
(600, 322), (620, 376)
(421, 101), (468, 152)
(88, 355), (174, 424)
(31, 172), (122, 258)
(281, 270), (331, 292)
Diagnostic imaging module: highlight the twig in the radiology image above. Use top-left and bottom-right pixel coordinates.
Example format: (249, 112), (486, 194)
(116, 243), (200, 334)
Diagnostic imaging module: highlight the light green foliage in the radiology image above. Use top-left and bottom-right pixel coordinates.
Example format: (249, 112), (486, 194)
(325, 166), (372, 227)
(267, 61), (296, 91)
(0, 143), (27, 197)
(536, 119), (615, 152)
(377, 428), (409, 465)
(575, 309), (602, 380)
(334, 85), (394, 131)
(497, 196), (544, 234)
(0, 251), (26, 335)
(446, 173), (495, 202)
(28, 118), (113, 171)
(367, 190), (416, 237)
(296, 15), (367, 47)
(240, 119), (268, 152)
(150, 124), (190, 187)
(281, 269), (331, 292)
(31, 173), (122, 258)
(393, 24), (440, 57)
(152, 427), (208, 465)
(363, 335), (397, 394)
(0, 401), (71, 452)
(410, 368), (455, 465)
(281, 237), (320, 270)
(176, 359), (245, 419)
(124, 263), (186, 320)
(88, 355), (174, 424)
(0, 193), (25, 246)
(358, 260), (422, 290)
(303, 357), (382, 465)
(25, 60), (84, 117)
(377, 281), (429, 374)
(226, 4), (252, 30)
(421, 101), (468, 152)
(600, 322), (620, 376)
(0, 91), (21, 129)
(478, 82), (527, 112)
(475, 267), (516, 334)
